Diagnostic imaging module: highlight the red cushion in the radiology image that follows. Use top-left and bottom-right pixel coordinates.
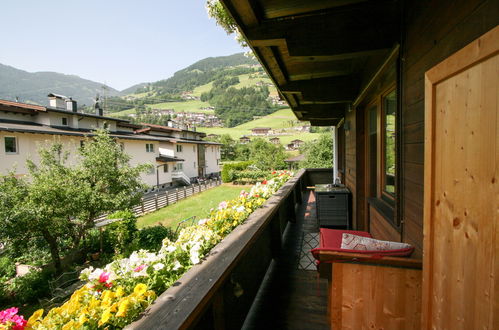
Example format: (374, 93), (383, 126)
(311, 228), (414, 260)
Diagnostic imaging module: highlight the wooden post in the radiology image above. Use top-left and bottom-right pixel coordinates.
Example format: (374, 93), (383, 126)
(183, 186), (187, 199)
(141, 198), (145, 214)
(154, 194), (158, 210)
(165, 190), (169, 206)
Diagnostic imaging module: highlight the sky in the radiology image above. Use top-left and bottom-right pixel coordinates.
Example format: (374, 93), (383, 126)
(0, 1), (245, 90)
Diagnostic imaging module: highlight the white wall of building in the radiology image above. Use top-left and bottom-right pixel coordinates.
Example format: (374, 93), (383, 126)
(205, 144), (221, 175)
(174, 142), (198, 178)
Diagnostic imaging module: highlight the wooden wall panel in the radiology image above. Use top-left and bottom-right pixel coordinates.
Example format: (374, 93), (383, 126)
(399, 0), (499, 252)
(369, 206), (401, 242)
(331, 263), (422, 330)
(423, 26), (498, 329)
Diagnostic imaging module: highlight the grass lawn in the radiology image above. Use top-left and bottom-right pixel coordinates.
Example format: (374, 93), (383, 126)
(137, 184), (250, 229)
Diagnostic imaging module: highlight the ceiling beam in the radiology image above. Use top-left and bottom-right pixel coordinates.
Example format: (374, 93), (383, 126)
(281, 76), (359, 103)
(310, 119), (340, 126)
(246, 2), (399, 58)
(293, 104), (347, 119)
(259, 0), (369, 19)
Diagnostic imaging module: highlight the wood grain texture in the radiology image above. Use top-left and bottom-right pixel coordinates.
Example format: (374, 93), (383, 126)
(369, 205), (401, 242)
(331, 263), (422, 330)
(423, 25), (498, 330)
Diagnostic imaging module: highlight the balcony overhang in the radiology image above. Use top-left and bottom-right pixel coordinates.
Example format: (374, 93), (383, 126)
(156, 155), (184, 163)
(219, 0), (400, 123)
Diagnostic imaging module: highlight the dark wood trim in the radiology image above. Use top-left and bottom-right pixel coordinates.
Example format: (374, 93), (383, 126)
(315, 250), (422, 269)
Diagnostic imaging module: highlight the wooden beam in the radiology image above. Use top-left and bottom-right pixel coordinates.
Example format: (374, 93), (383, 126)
(246, 2), (399, 58)
(261, 0), (369, 19)
(294, 104), (347, 120)
(257, 46), (288, 85)
(309, 119), (340, 126)
(281, 76), (359, 103)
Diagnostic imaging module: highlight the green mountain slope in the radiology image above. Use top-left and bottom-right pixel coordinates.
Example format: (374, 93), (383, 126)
(198, 109), (318, 145)
(0, 63), (119, 106)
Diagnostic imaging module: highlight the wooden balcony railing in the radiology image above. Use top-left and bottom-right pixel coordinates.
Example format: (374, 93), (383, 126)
(126, 168), (333, 329)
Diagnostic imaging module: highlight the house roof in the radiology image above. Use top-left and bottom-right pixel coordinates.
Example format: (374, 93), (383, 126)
(219, 0), (400, 125)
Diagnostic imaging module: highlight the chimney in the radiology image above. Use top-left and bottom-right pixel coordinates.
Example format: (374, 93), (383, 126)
(66, 98), (77, 112)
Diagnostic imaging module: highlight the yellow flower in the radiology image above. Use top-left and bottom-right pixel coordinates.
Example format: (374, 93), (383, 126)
(98, 308), (113, 326)
(26, 309), (44, 326)
(115, 286), (125, 298)
(78, 313), (88, 325)
(116, 298), (130, 317)
(89, 297), (100, 309)
(133, 283), (148, 296)
(62, 320), (76, 330)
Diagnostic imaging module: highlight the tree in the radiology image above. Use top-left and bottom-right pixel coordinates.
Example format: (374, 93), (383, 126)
(249, 138), (286, 170)
(218, 134), (236, 160)
(299, 133), (334, 168)
(0, 130), (150, 273)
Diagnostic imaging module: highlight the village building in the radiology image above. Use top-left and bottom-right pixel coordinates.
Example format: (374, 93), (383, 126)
(269, 137), (280, 145)
(250, 127), (271, 136)
(239, 136), (250, 144)
(0, 96), (221, 189)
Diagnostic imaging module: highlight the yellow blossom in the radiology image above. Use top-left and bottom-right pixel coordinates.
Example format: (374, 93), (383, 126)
(98, 308), (113, 326)
(116, 298), (130, 317)
(78, 313), (88, 325)
(62, 320), (76, 330)
(133, 283), (148, 296)
(115, 286), (125, 298)
(26, 308), (44, 326)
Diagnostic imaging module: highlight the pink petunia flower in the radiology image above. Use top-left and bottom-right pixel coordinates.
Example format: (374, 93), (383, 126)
(134, 264), (147, 272)
(99, 271), (110, 283)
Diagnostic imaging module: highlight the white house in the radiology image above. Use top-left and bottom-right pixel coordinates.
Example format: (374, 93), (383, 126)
(0, 97), (221, 189)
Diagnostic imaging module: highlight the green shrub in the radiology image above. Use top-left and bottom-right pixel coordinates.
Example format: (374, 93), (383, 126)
(0, 256), (16, 280)
(221, 161), (253, 182)
(6, 268), (54, 305)
(137, 225), (177, 252)
(232, 170), (269, 184)
(103, 210), (138, 256)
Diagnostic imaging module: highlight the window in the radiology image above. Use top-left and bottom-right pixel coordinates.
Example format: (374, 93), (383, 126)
(62, 117), (68, 126)
(103, 122), (109, 130)
(176, 145), (183, 152)
(163, 164), (168, 173)
(146, 143), (154, 153)
(80, 140), (85, 148)
(383, 90), (397, 197)
(4, 137), (17, 154)
(176, 163), (183, 171)
(365, 85), (398, 226)
(193, 145), (195, 152)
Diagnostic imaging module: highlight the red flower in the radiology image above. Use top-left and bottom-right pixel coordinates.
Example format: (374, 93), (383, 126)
(272, 171), (276, 174)
(262, 180), (268, 184)
(99, 271), (110, 283)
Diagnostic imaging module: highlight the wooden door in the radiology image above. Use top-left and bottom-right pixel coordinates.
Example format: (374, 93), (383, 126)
(423, 26), (499, 329)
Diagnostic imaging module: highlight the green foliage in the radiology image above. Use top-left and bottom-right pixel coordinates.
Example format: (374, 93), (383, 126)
(206, 0), (247, 47)
(136, 226), (176, 252)
(0, 130), (150, 274)
(103, 211), (138, 256)
(248, 138), (287, 170)
(300, 133), (334, 168)
(6, 269), (54, 306)
(0, 256), (15, 280)
(231, 170), (269, 184)
(221, 161), (253, 182)
(204, 85), (279, 127)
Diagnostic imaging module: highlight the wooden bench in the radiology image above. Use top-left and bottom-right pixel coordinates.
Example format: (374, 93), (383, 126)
(312, 229), (423, 329)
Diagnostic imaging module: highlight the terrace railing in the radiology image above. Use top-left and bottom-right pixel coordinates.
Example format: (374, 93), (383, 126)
(126, 168), (333, 329)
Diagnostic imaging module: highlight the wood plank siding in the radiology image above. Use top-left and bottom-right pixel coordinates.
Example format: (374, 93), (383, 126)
(398, 0), (499, 257)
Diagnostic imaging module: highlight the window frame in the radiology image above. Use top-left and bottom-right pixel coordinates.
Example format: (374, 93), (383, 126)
(163, 164), (169, 173)
(380, 87), (397, 203)
(146, 143), (155, 153)
(176, 144), (183, 153)
(4, 136), (18, 154)
(62, 117), (68, 126)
